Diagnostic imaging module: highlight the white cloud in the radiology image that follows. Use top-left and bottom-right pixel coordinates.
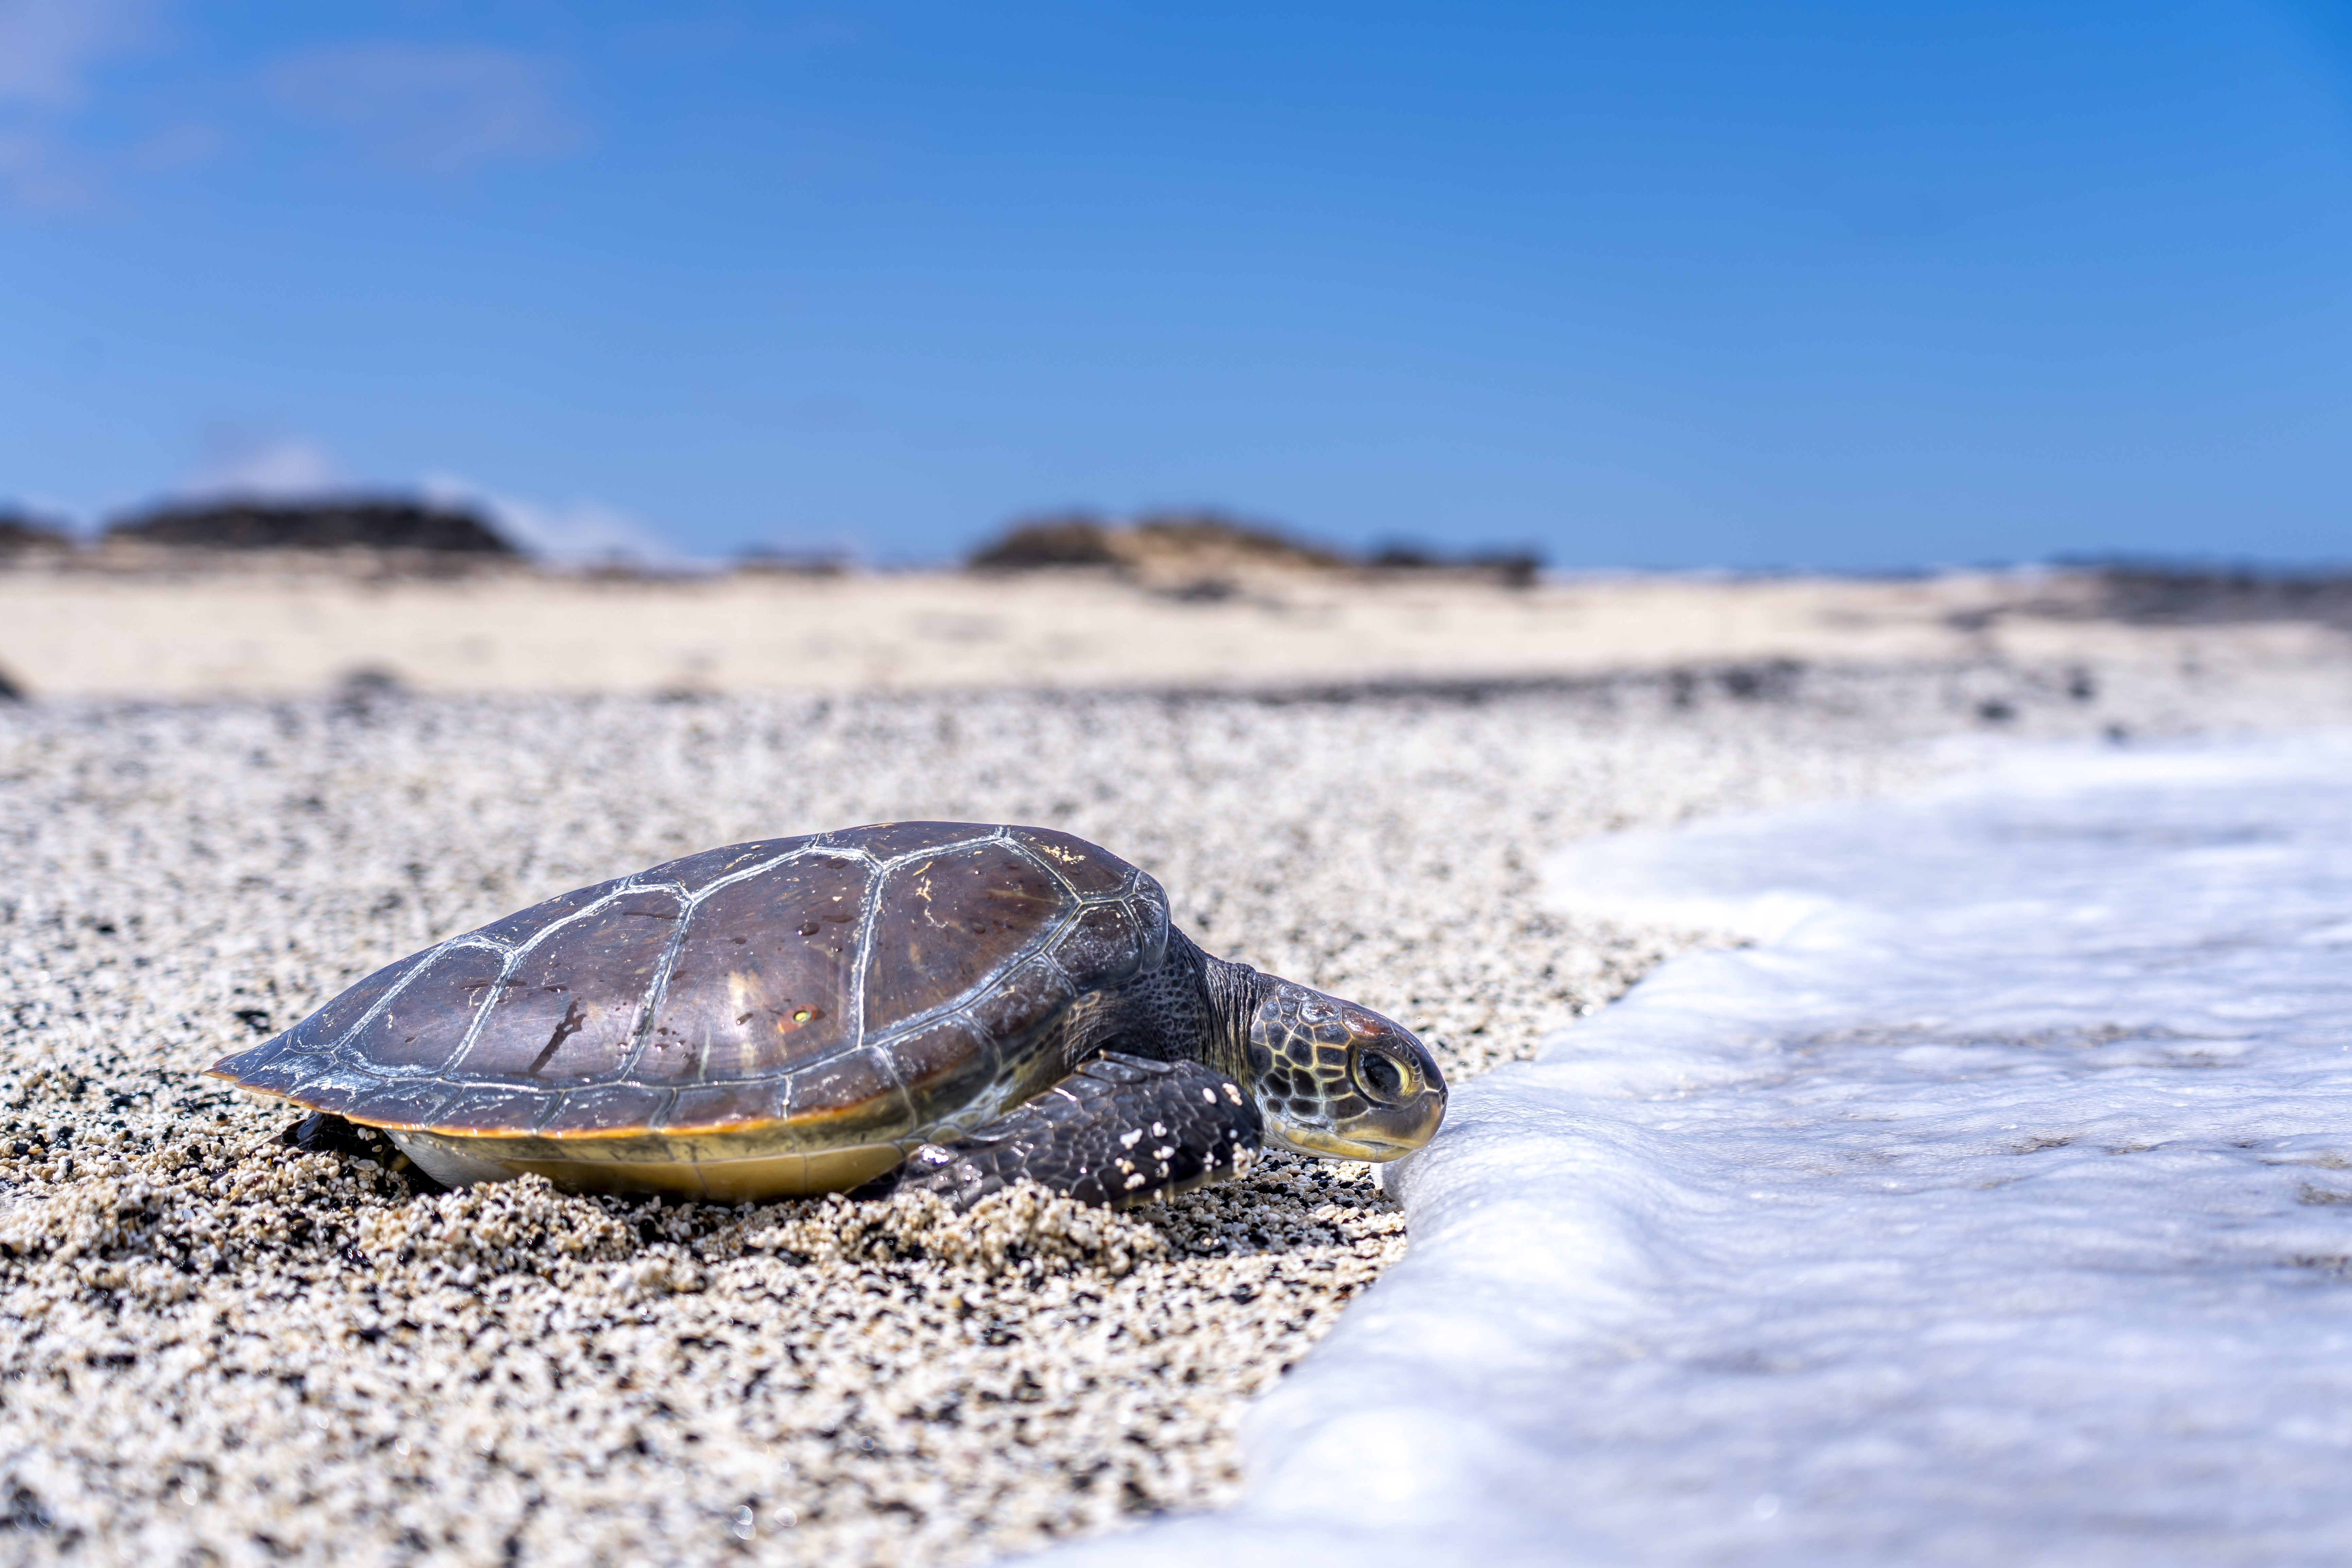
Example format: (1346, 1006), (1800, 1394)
(266, 43), (578, 172)
(0, 0), (150, 108)
(421, 473), (686, 566)
(181, 431), (341, 498)
(0, 0), (153, 206)
(163, 437), (684, 566)
(0, 126), (74, 203)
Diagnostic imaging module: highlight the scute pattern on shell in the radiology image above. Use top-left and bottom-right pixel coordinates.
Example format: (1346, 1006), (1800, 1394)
(208, 823), (1173, 1144)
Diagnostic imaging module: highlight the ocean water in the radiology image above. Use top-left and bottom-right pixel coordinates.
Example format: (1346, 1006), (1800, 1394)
(1049, 732), (2352, 1567)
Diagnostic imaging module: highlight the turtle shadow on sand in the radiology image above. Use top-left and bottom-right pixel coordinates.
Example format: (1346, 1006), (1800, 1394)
(278, 1108), (1396, 1282)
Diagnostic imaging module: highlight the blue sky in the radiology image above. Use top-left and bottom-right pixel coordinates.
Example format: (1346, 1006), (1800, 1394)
(3, 0), (2351, 568)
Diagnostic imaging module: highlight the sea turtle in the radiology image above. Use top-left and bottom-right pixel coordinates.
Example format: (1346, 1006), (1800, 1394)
(207, 823), (1447, 1209)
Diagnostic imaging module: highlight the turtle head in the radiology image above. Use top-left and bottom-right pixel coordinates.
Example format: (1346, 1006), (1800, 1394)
(1242, 979), (1446, 1160)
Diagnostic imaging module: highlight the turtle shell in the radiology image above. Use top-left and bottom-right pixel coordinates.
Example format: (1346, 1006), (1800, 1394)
(207, 823), (1171, 1200)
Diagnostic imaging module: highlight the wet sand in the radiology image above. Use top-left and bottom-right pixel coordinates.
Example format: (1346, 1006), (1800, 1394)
(2, 567), (2348, 1565)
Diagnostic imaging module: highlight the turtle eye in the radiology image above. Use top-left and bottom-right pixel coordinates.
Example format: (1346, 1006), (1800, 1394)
(1353, 1047), (1412, 1105)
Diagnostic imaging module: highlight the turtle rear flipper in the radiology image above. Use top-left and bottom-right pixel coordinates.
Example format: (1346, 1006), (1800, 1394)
(864, 1052), (1261, 1211)
(281, 1111), (451, 1195)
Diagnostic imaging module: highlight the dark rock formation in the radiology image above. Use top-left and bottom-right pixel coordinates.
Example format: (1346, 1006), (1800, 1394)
(2083, 563), (2352, 629)
(0, 511), (73, 555)
(1368, 541), (1545, 588)
(969, 509), (1537, 585)
(968, 513), (1127, 569)
(106, 496), (518, 555)
(969, 510), (1350, 574)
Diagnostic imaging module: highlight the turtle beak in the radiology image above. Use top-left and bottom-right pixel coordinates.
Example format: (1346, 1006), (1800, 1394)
(1325, 1006), (1447, 1158)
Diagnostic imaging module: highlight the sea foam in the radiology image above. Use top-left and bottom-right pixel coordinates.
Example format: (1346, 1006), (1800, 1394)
(1049, 732), (2352, 1566)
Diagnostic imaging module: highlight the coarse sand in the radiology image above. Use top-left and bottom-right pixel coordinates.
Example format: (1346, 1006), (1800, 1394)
(4, 645), (2350, 1565)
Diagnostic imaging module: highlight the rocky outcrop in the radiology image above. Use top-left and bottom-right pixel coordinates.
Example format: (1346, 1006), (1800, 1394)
(105, 496), (518, 555)
(968, 509), (1538, 589)
(0, 511), (73, 556)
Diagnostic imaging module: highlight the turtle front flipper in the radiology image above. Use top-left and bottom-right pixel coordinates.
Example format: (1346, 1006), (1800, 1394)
(865, 1052), (1261, 1211)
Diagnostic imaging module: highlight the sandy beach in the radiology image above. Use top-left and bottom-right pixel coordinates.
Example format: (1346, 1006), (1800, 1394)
(3, 562), (2349, 1564)
(0, 557), (2346, 704)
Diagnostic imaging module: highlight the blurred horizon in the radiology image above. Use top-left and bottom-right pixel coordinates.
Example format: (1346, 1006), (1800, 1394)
(4, 1), (2352, 572)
